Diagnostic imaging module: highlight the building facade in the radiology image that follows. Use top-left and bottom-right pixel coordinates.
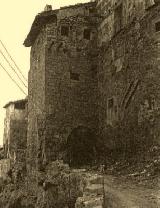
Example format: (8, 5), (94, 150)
(3, 99), (27, 164)
(24, 2), (99, 171)
(24, 0), (160, 171)
(97, 0), (160, 152)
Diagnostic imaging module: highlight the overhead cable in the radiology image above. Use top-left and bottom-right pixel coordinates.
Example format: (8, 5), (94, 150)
(0, 39), (28, 82)
(0, 49), (28, 89)
(0, 62), (27, 96)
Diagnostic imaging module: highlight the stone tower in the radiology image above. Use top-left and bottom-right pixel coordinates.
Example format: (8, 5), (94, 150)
(24, 2), (99, 173)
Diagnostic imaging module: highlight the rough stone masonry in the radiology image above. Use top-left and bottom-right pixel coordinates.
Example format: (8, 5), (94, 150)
(24, 0), (160, 173)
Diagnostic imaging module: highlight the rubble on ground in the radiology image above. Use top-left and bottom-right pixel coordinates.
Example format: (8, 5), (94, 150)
(105, 145), (160, 186)
(0, 161), (105, 208)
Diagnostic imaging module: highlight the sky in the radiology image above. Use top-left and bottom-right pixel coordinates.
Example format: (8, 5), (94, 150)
(0, 0), (89, 145)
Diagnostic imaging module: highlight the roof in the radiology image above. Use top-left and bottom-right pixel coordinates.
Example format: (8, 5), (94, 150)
(59, 1), (96, 10)
(23, 11), (57, 47)
(23, 1), (96, 47)
(3, 99), (28, 109)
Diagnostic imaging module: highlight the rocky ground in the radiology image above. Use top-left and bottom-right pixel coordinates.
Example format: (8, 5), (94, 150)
(0, 145), (160, 208)
(76, 145), (160, 208)
(0, 169), (159, 208)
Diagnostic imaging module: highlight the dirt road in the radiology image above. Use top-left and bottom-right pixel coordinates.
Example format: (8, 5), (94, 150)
(104, 175), (160, 208)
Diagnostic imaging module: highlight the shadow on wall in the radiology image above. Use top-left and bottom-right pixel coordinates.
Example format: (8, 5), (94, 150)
(66, 126), (97, 167)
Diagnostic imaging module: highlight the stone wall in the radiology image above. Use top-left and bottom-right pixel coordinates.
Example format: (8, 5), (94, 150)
(97, 0), (156, 46)
(3, 103), (26, 158)
(26, 1), (160, 169)
(0, 159), (10, 179)
(26, 2), (99, 171)
(98, 4), (160, 153)
(44, 14), (99, 163)
(58, 2), (97, 19)
(9, 120), (27, 163)
(27, 29), (47, 172)
(3, 100), (27, 163)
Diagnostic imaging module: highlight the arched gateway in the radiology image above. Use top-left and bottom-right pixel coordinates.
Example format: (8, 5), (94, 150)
(66, 126), (97, 167)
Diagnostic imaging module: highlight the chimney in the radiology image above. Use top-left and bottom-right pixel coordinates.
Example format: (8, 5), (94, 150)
(44, 5), (52, 11)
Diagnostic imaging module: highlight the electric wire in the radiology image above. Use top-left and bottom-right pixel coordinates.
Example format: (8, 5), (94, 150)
(0, 39), (28, 82)
(0, 49), (28, 89)
(0, 62), (27, 96)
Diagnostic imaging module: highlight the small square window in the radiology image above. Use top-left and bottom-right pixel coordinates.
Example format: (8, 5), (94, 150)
(61, 26), (69, 36)
(14, 102), (26, 110)
(89, 8), (96, 14)
(84, 29), (91, 40)
(155, 21), (160, 32)
(70, 72), (80, 81)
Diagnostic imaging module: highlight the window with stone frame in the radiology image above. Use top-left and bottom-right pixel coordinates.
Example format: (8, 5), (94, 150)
(61, 26), (69, 37)
(114, 3), (123, 34)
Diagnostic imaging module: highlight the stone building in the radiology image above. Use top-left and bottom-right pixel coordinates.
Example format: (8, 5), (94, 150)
(3, 99), (27, 164)
(24, 2), (99, 171)
(97, 0), (160, 153)
(24, 0), (160, 171)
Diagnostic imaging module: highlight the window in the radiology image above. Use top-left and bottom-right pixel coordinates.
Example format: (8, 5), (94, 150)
(70, 72), (80, 81)
(84, 29), (91, 40)
(89, 8), (96, 15)
(155, 21), (160, 32)
(108, 98), (114, 109)
(61, 26), (69, 36)
(114, 3), (123, 34)
(14, 102), (26, 110)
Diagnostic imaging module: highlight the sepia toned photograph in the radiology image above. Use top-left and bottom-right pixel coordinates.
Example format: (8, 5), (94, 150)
(0, 0), (160, 207)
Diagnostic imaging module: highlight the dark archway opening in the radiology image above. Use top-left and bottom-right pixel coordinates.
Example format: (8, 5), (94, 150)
(66, 126), (97, 167)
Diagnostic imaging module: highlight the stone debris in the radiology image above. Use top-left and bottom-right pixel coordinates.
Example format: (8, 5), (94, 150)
(75, 173), (104, 208)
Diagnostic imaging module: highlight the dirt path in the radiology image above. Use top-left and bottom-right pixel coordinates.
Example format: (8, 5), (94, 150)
(104, 175), (160, 208)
